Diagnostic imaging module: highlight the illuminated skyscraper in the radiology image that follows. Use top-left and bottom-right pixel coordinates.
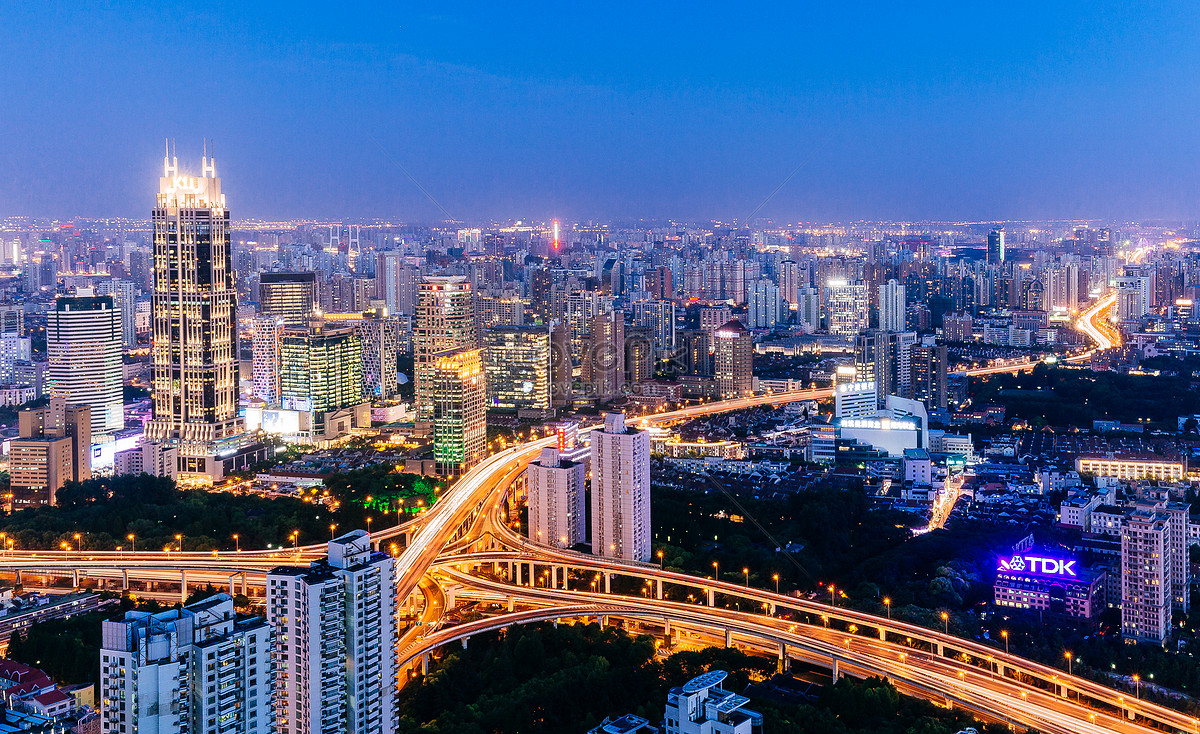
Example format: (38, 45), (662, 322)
(582, 309), (625, 400)
(878, 279), (906, 332)
(987, 228), (1006, 265)
(251, 317), (285, 404)
(483, 326), (551, 410)
(259, 272), (318, 325)
(280, 321), (364, 417)
(415, 277), (476, 422)
(432, 347), (487, 474)
(47, 289), (123, 439)
(825, 279), (869, 336)
(591, 412), (651, 562)
(146, 145), (243, 477)
(712, 320), (752, 399)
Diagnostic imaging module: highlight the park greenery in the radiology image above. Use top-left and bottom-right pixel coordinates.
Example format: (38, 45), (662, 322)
(0, 470), (436, 553)
(399, 621), (1028, 734)
(969, 362), (1200, 428)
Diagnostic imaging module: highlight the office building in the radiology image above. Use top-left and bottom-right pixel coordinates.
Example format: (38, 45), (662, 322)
(987, 228), (1006, 265)
(9, 400), (91, 509)
(268, 531), (398, 734)
(910, 340), (949, 411)
(582, 310), (625, 401)
(0, 332), (31, 385)
(825, 279), (869, 336)
(96, 279), (138, 349)
(259, 272), (318, 325)
(1122, 505), (1175, 643)
(993, 546), (1105, 619)
(664, 670), (761, 734)
(527, 447), (586, 549)
(834, 381), (878, 419)
(796, 286), (821, 333)
(251, 317), (285, 405)
(878, 279), (906, 332)
(483, 326), (551, 410)
(711, 320), (752, 400)
(375, 253), (421, 316)
(415, 277), (476, 421)
(432, 348), (487, 474)
(591, 413), (651, 562)
(147, 148), (244, 478)
(280, 321), (364, 418)
(855, 330), (917, 403)
(47, 290), (123, 440)
(356, 312), (402, 400)
(100, 593), (273, 734)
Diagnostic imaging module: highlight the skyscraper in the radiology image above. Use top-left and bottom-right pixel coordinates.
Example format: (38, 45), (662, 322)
(147, 146), (243, 474)
(251, 317), (285, 405)
(632, 300), (676, 354)
(483, 326), (551, 410)
(825, 279), (869, 336)
(47, 289), (123, 439)
(746, 279), (781, 329)
(259, 272), (318, 325)
(987, 228), (1006, 265)
(527, 447), (586, 549)
(96, 278), (138, 348)
(712, 320), (752, 400)
(432, 347), (487, 474)
(268, 531), (397, 734)
(100, 594), (274, 734)
(415, 277), (476, 422)
(280, 321), (364, 418)
(878, 279), (906, 332)
(356, 312), (402, 400)
(582, 309), (625, 401)
(591, 412), (651, 562)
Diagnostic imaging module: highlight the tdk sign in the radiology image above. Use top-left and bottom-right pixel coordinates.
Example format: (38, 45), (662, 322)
(999, 554), (1077, 578)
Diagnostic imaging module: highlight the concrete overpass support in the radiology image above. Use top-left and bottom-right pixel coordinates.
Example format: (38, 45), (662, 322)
(831, 656), (841, 681)
(878, 628), (886, 641)
(777, 642), (787, 673)
(506, 596), (514, 612)
(706, 589), (714, 606)
(604, 573), (611, 594)
(122, 569), (129, 591)
(180, 570), (187, 603)
(241, 573), (247, 597)
(724, 629), (732, 648)
(72, 569), (79, 588)
(421, 654), (429, 675)
(655, 580), (662, 600)
(664, 619), (671, 638)
(13, 570), (19, 586)
(461, 637), (469, 649)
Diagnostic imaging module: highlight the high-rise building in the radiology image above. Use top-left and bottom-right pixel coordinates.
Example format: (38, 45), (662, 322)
(855, 330), (917, 402)
(414, 277), (476, 422)
(259, 272), (318, 325)
(47, 289), (123, 439)
(632, 300), (676, 354)
(878, 279), (906, 332)
(624, 327), (655, 386)
(711, 320), (752, 400)
(910, 340), (949, 411)
(0, 331), (31, 385)
(96, 278), (138, 348)
(825, 279), (869, 336)
(699, 306), (732, 334)
(834, 380), (878, 419)
(267, 531), (397, 734)
(582, 309), (625, 401)
(432, 347), (487, 474)
(280, 321), (364, 418)
(483, 326), (551, 410)
(356, 312), (402, 400)
(529, 267), (552, 322)
(375, 253), (421, 316)
(251, 317), (285, 405)
(796, 286), (821, 333)
(9, 399), (90, 509)
(147, 147), (243, 474)
(591, 412), (651, 562)
(987, 228), (1006, 265)
(1122, 505), (1174, 643)
(100, 593), (274, 734)
(746, 279), (781, 329)
(527, 447), (586, 549)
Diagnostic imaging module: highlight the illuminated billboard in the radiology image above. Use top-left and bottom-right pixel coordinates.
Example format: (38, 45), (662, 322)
(998, 553), (1078, 578)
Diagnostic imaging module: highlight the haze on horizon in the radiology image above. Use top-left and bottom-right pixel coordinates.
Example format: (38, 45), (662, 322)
(2, 1), (1199, 224)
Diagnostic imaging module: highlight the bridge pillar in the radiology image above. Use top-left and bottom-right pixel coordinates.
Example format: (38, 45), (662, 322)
(13, 570), (19, 586)
(553, 619), (558, 629)
(935, 643), (943, 657)
(777, 642), (787, 673)
(831, 656), (840, 681)
(241, 573), (247, 597)
(656, 580), (662, 600)
(664, 619), (671, 637)
(506, 596), (514, 612)
(421, 654), (429, 675)
(122, 569), (129, 591)
(71, 569), (78, 588)
(706, 589), (714, 606)
(445, 588), (456, 607)
(229, 575), (236, 595)
(180, 570), (187, 603)
(724, 629), (732, 648)
(600, 615), (607, 628)
(879, 628), (886, 641)
(461, 637), (469, 649)
(767, 602), (775, 615)
(604, 573), (611, 595)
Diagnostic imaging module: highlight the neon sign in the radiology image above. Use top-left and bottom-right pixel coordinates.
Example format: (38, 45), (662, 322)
(998, 554), (1077, 578)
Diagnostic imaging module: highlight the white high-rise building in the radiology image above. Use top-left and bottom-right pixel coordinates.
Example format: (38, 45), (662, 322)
(528, 447), (586, 549)
(591, 412), (651, 562)
(268, 530), (398, 734)
(825, 279), (868, 336)
(746, 279), (781, 329)
(632, 300), (676, 354)
(97, 278), (138, 349)
(878, 279), (905, 332)
(100, 594), (274, 734)
(796, 287), (821, 333)
(252, 317), (285, 404)
(835, 380), (878, 419)
(47, 288), (124, 440)
(1121, 499), (1191, 644)
(414, 276), (476, 422)
(0, 332), (31, 384)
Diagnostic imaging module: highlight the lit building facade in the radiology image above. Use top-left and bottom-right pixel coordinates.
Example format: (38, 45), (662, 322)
(591, 412), (651, 562)
(259, 272), (318, 326)
(1075, 456), (1185, 482)
(711, 320), (752, 400)
(280, 321), (363, 416)
(47, 290), (124, 439)
(825, 279), (868, 336)
(432, 347), (487, 474)
(992, 547), (1105, 619)
(147, 147), (243, 479)
(483, 326), (551, 410)
(415, 277), (476, 421)
(252, 317), (285, 405)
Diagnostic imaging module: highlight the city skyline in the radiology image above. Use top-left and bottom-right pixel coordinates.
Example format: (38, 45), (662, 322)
(3, 3), (1200, 221)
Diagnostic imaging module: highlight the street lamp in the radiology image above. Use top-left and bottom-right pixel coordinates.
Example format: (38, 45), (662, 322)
(773, 574), (780, 595)
(829, 584), (836, 607)
(712, 560), (719, 580)
(883, 597), (891, 619)
(232, 534), (239, 553)
(941, 612), (949, 634)
(128, 534), (136, 553)
(73, 533), (81, 554)
(1133, 674), (1140, 699)
(743, 567), (749, 588)
(329, 523), (337, 540)
(175, 534), (183, 553)
(657, 550), (664, 569)
(1065, 651), (1072, 676)
(1001, 630), (1009, 655)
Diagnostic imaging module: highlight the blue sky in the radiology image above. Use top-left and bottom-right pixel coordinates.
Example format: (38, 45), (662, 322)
(1, 1), (1198, 222)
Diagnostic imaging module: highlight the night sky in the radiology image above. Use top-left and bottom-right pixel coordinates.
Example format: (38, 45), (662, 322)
(2, 1), (1199, 222)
